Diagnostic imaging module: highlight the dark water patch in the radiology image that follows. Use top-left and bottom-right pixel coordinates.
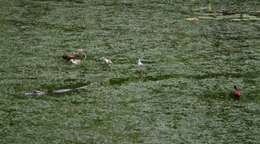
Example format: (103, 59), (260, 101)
(149, 0), (181, 5)
(249, 11), (260, 17)
(5, 19), (86, 32)
(0, 77), (38, 81)
(120, 2), (135, 8)
(108, 76), (138, 85)
(67, 0), (84, 4)
(91, 1), (141, 9)
(191, 72), (259, 79)
(107, 73), (182, 85)
(143, 74), (179, 82)
(215, 34), (260, 41)
(41, 81), (91, 91)
(109, 72), (259, 86)
(32, 0), (84, 4)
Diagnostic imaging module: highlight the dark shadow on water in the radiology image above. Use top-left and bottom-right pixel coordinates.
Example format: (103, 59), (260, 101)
(41, 81), (91, 91)
(108, 72), (259, 85)
(32, 0), (85, 4)
(6, 19), (85, 32)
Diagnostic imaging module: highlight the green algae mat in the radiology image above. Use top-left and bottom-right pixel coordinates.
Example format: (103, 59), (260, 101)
(0, 0), (260, 143)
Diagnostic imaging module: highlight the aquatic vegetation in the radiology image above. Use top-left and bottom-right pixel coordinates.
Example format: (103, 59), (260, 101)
(0, 0), (259, 143)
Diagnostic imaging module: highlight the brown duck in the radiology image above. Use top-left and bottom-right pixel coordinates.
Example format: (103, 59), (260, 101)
(62, 48), (86, 61)
(63, 52), (76, 61)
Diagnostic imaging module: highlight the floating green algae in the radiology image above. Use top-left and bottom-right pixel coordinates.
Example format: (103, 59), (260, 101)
(0, 0), (259, 143)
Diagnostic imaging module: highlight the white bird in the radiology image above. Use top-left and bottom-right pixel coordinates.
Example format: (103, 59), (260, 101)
(102, 57), (112, 65)
(70, 59), (81, 65)
(138, 58), (144, 66)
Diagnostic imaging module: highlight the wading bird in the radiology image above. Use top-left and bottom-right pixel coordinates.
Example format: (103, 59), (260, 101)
(138, 58), (143, 66)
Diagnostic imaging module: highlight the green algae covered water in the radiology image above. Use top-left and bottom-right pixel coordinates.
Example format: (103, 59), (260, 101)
(0, 0), (260, 143)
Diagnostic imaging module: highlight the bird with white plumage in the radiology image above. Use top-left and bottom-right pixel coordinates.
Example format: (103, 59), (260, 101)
(138, 58), (144, 66)
(102, 57), (113, 65)
(70, 59), (81, 65)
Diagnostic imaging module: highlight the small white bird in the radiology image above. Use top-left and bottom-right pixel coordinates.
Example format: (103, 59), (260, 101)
(70, 59), (81, 65)
(138, 58), (144, 66)
(102, 57), (112, 65)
